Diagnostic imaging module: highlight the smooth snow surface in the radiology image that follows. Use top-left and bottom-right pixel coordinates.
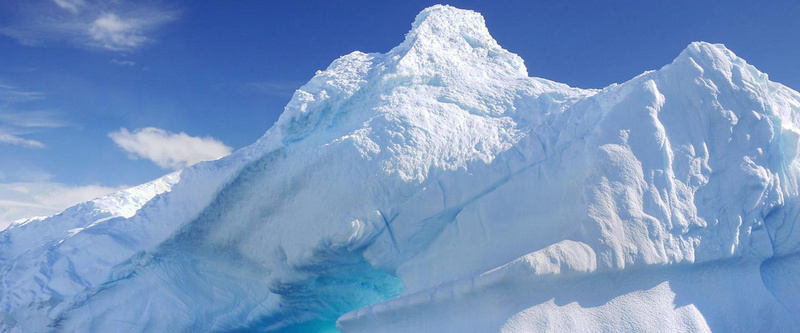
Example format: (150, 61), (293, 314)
(2, 5), (800, 332)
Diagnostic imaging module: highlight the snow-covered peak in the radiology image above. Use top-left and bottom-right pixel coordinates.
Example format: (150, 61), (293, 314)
(390, 5), (528, 81)
(90, 171), (181, 219)
(677, 42), (750, 71)
(666, 41), (768, 88)
(409, 5), (491, 41)
(274, 5), (532, 144)
(401, 5), (510, 59)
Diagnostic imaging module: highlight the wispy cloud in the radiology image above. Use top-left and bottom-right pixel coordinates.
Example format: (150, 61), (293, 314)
(0, 0), (178, 51)
(52, 0), (85, 14)
(0, 84), (45, 103)
(0, 85), (66, 148)
(111, 59), (136, 66)
(0, 181), (126, 229)
(109, 127), (232, 170)
(0, 133), (45, 148)
(88, 12), (175, 51)
(0, 110), (65, 129)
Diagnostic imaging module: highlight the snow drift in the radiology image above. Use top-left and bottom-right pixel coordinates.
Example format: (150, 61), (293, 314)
(2, 5), (800, 332)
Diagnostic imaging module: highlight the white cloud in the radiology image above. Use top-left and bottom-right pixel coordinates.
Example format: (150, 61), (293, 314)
(90, 13), (144, 49)
(88, 12), (174, 51)
(52, 0), (85, 14)
(109, 127), (232, 170)
(0, 133), (45, 148)
(0, 181), (125, 230)
(111, 59), (135, 66)
(0, 0), (178, 51)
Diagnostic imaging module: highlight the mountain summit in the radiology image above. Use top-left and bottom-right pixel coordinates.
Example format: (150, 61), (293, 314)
(2, 5), (800, 332)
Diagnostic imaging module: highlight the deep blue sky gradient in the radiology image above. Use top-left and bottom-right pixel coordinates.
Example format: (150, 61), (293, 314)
(2, 0), (799, 187)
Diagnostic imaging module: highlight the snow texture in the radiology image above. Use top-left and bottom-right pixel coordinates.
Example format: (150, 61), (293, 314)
(2, 5), (800, 332)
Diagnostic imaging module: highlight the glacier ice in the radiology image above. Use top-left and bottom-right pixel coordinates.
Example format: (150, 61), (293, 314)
(2, 4), (800, 332)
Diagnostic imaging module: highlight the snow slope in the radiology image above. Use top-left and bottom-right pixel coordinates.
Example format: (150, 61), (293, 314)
(2, 5), (800, 332)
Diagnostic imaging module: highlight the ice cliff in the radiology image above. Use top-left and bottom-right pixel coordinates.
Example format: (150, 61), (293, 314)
(2, 5), (800, 332)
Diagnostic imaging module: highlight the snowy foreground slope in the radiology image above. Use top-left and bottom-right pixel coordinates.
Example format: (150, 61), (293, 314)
(3, 5), (800, 332)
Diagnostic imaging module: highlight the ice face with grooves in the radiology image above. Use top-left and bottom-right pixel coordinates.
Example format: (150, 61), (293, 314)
(2, 5), (800, 332)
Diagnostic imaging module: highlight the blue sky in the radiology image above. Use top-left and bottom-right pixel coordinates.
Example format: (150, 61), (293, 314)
(1, 0), (799, 225)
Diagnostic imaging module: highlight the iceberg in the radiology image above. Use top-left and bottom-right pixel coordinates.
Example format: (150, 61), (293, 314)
(1, 5), (799, 332)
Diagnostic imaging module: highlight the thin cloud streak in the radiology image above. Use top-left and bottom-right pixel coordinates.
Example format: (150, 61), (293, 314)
(52, 0), (85, 14)
(111, 59), (136, 66)
(0, 85), (45, 104)
(0, 84), (66, 148)
(0, 133), (45, 148)
(0, 110), (66, 129)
